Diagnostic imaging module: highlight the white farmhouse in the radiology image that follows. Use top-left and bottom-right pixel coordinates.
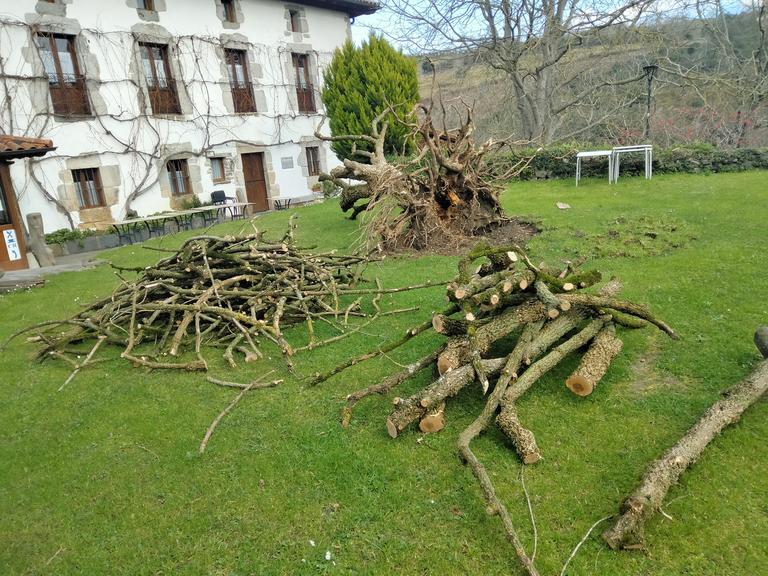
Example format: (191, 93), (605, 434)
(0, 0), (376, 236)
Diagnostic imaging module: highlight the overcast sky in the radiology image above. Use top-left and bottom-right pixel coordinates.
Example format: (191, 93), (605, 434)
(350, 11), (395, 45)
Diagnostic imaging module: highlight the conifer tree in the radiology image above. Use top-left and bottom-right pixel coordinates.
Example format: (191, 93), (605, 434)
(322, 35), (419, 161)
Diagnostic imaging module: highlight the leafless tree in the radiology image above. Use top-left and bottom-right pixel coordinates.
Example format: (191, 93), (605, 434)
(382, 0), (659, 143)
(688, 0), (768, 146)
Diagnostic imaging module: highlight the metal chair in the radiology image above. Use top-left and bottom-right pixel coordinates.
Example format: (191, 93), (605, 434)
(211, 189), (238, 221)
(274, 198), (292, 211)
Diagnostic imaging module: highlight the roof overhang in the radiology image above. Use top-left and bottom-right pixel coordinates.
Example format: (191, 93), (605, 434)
(294, 0), (378, 17)
(0, 135), (56, 160)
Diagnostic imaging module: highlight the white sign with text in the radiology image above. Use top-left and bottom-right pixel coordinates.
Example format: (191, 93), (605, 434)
(4, 228), (21, 261)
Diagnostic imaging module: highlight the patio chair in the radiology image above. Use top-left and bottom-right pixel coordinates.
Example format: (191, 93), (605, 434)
(211, 189), (238, 221)
(274, 198), (292, 211)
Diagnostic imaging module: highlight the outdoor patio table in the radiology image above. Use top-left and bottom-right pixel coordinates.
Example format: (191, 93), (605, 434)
(575, 150), (614, 186)
(611, 144), (653, 183)
(112, 210), (197, 245)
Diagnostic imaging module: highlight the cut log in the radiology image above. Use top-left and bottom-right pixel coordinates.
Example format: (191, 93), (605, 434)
(497, 317), (610, 463)
(565, 322), (623, 396)
(755, 325), (768, 359)
(437, 300), (548, 374)
(603, 355), (768, 550)
(387, 357), (507, 437)
(419, 402), (446, 433)
(534, 280), (562, 319)
(342, 351), (439, 428)
(496, 404), (541, 464)
(432, 314), (469, 336)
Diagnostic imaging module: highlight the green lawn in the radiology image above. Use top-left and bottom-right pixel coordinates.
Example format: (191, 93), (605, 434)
(1, 171), (767, 575)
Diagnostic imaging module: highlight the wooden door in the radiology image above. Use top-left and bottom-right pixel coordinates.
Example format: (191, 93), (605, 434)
(241, 153), (269, 212)
(0, 163), (29, 271)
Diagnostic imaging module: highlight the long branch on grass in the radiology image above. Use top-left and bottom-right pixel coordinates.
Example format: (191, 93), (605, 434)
(457, 327), (542, 576)
(309, 303), (459, 386)
(520, 468), (538, 565)
(206, 375), (284, 390)
(200, 371), (282, 453)
(341, 350), (440, 428)
(57, 335), (108, 392)
(603, 356), (768, 550)
(560, 515), (614, 576)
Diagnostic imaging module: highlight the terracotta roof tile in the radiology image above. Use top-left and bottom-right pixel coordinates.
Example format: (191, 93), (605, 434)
(0, 135), (55, 158)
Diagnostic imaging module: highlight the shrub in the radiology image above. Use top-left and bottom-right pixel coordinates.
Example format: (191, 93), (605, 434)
(489, 143), (768, 181)
(321, 179), (341, 198)
(45, 228), (99, 245)
(179, 195), (204, 210)
(322, 35), (419, 161)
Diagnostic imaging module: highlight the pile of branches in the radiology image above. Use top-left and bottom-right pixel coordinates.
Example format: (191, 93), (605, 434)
(317, 101), (531, 252)
(10, 221), (427, 375)
(314, 243), (677, 575)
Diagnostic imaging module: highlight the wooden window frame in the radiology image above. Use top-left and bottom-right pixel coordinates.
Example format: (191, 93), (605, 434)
(306, 146), (320, 176)
(0, 171), (13, 225)
(139, 42), (181, 115)
(72, 168), (106, 209)
(291, 53), (315, 114)
(36, 33), (91, 116)
(167, 159), (192, 196)
(211, 157), (227, 183)
(221, 0), (236, 23)
(225, 48), (256, 114)
(289, 9), (300, 32)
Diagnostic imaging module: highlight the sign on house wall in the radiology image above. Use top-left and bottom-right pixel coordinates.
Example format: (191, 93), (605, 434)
(4, 229), (21, 261)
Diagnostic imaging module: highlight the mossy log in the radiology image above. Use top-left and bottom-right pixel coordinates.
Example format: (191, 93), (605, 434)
(436, 300), (548, 374)
(565, 322), (623, 396)
(603, 356), (768, 550)
(386, 357), (507, 438)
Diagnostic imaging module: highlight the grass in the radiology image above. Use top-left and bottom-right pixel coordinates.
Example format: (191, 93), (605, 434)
(1, 171), (767, 575)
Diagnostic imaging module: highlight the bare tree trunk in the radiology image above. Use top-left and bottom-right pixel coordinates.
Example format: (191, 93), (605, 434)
(604, 357), (768, 550)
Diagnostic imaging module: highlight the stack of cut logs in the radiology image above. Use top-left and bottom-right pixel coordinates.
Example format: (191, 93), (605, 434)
(329, 243), (677, 466)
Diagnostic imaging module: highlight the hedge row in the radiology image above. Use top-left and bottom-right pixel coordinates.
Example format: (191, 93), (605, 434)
(488, 144), (768, 180)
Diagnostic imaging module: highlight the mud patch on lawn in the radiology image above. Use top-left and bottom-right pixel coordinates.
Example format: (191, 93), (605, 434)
(628, 339), (687, 394)
(563, 216), (695, 259)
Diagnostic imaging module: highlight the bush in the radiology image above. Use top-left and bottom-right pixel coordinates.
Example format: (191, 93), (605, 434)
(179, 195), (204, 210)
(45, 228), (99, 245)
(321, 179), (340, 198)
(489, 143), (768, 181)
(322, 35), (419, 161)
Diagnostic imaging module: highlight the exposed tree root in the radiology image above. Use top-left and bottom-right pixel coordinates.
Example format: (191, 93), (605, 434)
(317, 102), (533, 252)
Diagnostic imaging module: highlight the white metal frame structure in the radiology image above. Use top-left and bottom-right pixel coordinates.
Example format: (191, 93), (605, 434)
(611, 144), (653, 183)
(575, 150), (614, 186)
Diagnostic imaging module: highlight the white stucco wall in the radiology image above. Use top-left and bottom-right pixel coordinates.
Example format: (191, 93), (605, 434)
(0, 0), (355, 232)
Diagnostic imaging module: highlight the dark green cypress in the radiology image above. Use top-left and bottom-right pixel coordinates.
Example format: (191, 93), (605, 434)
(322, 35), (419, 161)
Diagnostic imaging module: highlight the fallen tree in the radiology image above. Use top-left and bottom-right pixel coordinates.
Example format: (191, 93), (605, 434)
(316, 102), (532, 251)
(603, 330), (768, 550)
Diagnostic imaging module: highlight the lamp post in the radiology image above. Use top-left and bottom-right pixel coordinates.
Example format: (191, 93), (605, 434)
(643, 63), (659, 141)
